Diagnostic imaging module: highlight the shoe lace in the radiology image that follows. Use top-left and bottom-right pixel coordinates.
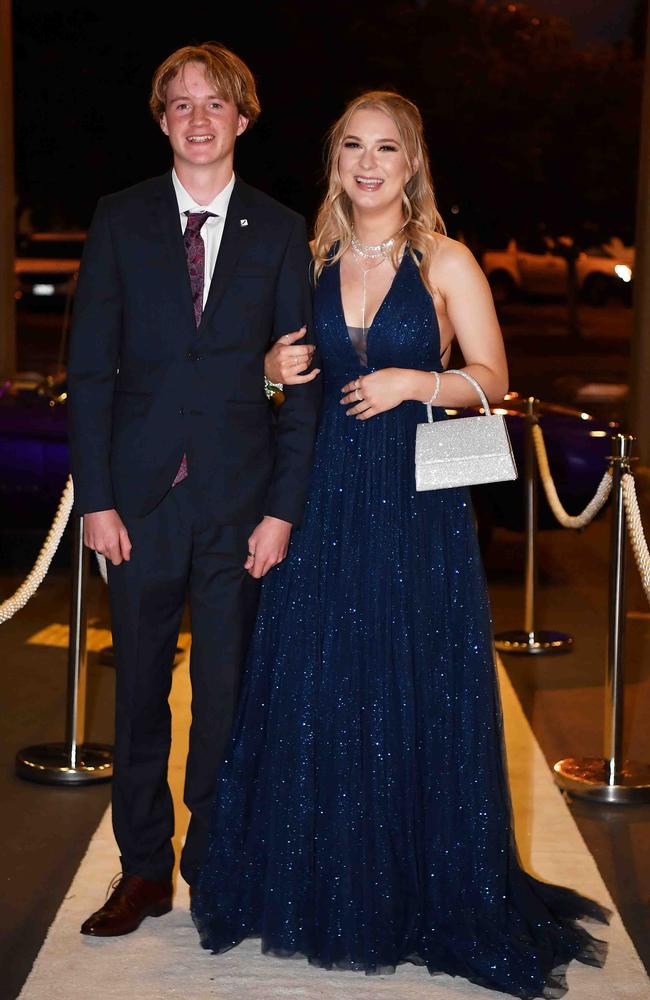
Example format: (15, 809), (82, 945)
(105, 872), (127, 900)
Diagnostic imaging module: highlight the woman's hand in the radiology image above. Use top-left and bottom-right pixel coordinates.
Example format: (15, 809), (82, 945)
(265, 328), (320, 385)
(340, 368), (410, 420)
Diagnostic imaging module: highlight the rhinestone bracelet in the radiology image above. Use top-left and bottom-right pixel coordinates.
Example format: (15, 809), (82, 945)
(426, 370), (441, 405)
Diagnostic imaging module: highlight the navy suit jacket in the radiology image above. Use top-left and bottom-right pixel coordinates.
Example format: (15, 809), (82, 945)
(68, 172), (321, 525)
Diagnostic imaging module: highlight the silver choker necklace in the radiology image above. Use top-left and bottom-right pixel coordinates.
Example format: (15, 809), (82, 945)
(351, 230), (397, 260)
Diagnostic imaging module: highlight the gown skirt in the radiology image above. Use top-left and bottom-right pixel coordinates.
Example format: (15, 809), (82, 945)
(191, 252), (609, 999)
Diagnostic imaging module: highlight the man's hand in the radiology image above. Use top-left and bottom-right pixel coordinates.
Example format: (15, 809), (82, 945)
(245, 516), (292, 579)
(84, 509), (132, 566)
(265, 328), (319, 386)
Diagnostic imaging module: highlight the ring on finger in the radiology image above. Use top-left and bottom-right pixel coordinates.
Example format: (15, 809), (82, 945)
(355, 387), (364, 402)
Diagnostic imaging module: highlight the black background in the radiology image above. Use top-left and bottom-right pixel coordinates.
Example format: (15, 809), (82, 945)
(12, 0), (645, 244)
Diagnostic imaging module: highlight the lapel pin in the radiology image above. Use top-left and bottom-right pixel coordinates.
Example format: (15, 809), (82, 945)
(240, 219), (248, 227)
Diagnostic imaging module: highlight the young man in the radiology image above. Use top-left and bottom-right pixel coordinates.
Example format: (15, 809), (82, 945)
(68, 42), (320, 936)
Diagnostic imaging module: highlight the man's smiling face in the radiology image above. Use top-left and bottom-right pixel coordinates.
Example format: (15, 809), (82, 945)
(160, 61), (248, 172)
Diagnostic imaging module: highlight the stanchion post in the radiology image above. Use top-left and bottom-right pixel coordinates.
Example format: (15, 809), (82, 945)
(15, 516), (113, 785)
(495, 397), (573, 655)
(523, 395), (537, 636)
(605, 434), (630, 784)
(554, 434), (650, 803)
(65, 515), (89, 769)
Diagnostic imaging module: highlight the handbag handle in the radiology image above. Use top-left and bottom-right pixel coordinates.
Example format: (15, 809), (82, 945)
(426, 369), (492, 423)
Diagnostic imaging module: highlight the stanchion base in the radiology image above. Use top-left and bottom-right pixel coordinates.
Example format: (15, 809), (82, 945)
(554, 756), (650, 804)
(494, 629), (573, 655)
(15, 742), (113, 786)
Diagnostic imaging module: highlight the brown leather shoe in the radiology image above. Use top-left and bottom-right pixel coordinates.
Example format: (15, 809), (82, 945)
(80, 873), (173, 937)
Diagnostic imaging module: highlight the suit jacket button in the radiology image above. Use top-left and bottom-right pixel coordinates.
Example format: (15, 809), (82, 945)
(179, 407), (184, 416)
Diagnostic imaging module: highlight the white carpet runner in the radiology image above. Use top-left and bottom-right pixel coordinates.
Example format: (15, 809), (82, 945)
(18, 656), (650, 999)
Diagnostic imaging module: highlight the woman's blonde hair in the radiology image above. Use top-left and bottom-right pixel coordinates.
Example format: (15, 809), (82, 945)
(312, 91), (445, 295)
(149, 42), (260, 126)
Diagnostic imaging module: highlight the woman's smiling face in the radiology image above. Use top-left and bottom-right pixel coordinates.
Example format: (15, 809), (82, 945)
(338, 107), (412, 215)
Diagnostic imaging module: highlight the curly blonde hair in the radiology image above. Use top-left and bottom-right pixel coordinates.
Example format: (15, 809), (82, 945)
(149, 42), (260, 126)
(312, 91), (446, 295)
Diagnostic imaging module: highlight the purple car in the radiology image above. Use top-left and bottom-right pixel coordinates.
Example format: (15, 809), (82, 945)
(464, 392), (616, 536)
(0, 378), (614, 539)
(0, 375), (69, 529)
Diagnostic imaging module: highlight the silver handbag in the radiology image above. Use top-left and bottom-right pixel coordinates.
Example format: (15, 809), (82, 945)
(415, 369), (518, 491)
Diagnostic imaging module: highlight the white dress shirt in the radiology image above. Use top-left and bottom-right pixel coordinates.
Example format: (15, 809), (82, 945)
(171, 169), (236, 307)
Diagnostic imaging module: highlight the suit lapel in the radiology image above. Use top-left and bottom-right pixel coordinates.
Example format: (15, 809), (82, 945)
(199, 178), (249, 331)
(149, 173), (196, 330)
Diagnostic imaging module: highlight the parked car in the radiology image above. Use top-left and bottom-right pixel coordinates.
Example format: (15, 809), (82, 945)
(0, 378), (615, 548)
(14, 232), (85, 309)
(483, 235), (633, 306)
(0, 373), (68, 529)
(602, 237), (635, 267)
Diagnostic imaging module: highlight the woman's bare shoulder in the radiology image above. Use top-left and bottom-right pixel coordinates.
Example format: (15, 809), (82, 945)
(431, 232), (476, 264)
(427, 233), (482, 284)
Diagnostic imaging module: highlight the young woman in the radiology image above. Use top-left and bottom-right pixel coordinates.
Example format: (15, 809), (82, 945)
(192, 91), (608, 998)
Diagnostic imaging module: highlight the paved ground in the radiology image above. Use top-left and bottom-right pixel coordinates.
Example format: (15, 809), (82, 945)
(487, 519), (650, 971)
(2, 300), (649, 998)
(1, 569), (114, 1000)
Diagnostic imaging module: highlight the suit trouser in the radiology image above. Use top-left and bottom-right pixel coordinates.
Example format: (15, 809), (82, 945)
(106, 480), (260, 885)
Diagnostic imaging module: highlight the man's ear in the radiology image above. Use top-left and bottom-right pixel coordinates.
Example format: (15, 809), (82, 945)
(237, 115), (249, 137)
(160, 113), (169, 136)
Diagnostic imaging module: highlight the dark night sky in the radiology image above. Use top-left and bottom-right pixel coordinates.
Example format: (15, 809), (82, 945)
(12, 0), (645, 240)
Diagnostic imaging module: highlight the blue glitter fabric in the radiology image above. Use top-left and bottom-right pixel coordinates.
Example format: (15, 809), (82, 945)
(192, 252), (609, 997)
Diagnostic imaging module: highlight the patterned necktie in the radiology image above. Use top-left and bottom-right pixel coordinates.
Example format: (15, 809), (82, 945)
(172, 210), (215, 487)
(184, 210), (215, 327)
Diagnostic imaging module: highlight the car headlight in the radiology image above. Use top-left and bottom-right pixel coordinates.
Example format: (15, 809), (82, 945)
(614, 264), (632, 283)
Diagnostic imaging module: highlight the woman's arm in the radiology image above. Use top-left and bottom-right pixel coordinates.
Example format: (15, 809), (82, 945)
(412, 238), (508, 405)
(265, 236), (320, 386)
(265, 329), (319, 385)
(341, 239), (509, 419)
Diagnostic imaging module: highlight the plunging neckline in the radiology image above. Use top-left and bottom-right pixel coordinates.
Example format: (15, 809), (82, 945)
(336, 251), (407, 368)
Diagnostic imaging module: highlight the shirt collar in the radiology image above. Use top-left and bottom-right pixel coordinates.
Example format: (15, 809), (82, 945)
(171, 169), (236, 218)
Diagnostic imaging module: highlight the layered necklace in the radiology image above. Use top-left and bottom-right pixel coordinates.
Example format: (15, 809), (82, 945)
(350, 230), (397, 261)
(350, 228), (402, 336)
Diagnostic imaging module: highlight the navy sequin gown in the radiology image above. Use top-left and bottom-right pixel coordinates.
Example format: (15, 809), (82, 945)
(192, 252), (608, 998)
